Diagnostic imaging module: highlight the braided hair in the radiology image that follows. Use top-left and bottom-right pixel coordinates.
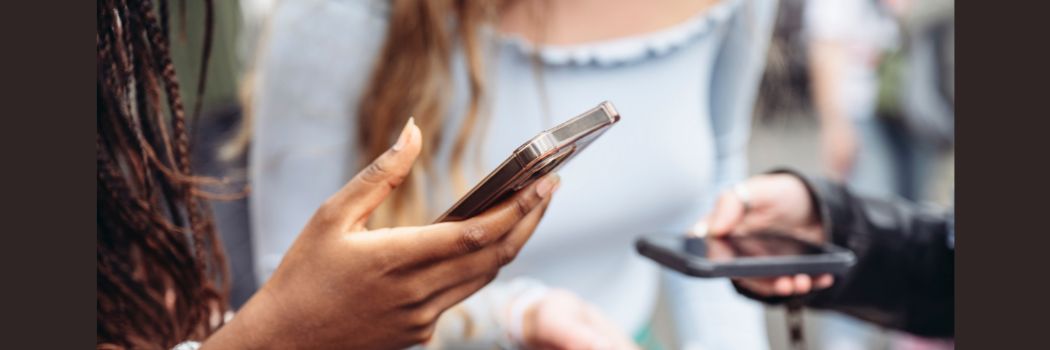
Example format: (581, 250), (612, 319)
(96, 0), (228, 348)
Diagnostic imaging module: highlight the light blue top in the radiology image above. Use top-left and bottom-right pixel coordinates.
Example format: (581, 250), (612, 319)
(250, 0), (776, 348)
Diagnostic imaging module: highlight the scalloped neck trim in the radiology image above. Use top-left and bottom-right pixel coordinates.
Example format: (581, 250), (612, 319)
(496, 0), (741, 67)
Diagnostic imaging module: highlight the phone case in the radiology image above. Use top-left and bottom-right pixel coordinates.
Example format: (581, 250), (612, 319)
(435, 101), (621, 222)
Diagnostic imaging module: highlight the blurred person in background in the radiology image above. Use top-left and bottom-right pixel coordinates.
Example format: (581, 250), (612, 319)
(97, 1), (557, 348)
(249, 0), (777, 348)
(805, 0), (953, 347)
(876, 0), (955, 348)
(808, 0), (953, 204)
(804, 0), (901, 347)
(896, 0), (954, 201)
(806, 0), (899, 185)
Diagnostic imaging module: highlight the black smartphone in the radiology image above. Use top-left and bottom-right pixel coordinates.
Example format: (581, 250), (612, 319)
(435, 101), (620, 222)
(636, 232), (855, 278)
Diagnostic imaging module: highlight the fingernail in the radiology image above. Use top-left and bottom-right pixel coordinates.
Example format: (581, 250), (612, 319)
(392, 117), (416, 151)
(535, 174), (560, 198)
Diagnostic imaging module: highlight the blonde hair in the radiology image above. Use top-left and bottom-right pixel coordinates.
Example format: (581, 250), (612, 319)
(358, 0), (508, 228)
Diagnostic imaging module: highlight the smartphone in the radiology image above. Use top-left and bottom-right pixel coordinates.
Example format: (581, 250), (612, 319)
(635, 232), (856, 278)
(435, 101), (621, 222)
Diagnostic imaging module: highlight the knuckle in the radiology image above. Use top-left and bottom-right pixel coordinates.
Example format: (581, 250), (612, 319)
(513, 195), (532, 218)
(362, 160), (389, 183)
(484, 271), (498, 284)
(422, 306), (442, 325)
(413, 288), (432, 304)
(458, 225), (487, 253)
(410, 307), (439, 328)
(361, 158), (408, 189)
(401, 285), (430, 304)
(311, 200), (340, 225)
(413, 325), (436, 343)
(496, 242), (519, 267)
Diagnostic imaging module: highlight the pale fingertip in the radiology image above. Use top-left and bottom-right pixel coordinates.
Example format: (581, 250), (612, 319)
(774, 277), (794, 296)
(794, 274), (812, 294)
(815, 274), (835, 289)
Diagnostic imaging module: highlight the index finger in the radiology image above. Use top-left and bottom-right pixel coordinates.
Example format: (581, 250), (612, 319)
(463, 173), (559, 242)
(401, 174), (560, 262)
(704, 190), (747, 237)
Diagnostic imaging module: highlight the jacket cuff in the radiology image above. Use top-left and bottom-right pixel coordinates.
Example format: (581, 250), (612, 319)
(764, 168), (855, 248)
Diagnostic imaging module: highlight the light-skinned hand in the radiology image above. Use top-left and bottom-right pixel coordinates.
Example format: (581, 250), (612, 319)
(696, 174), (834, 297)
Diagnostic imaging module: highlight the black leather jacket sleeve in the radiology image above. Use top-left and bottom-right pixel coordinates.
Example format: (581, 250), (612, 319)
(736, 170), (955, 338)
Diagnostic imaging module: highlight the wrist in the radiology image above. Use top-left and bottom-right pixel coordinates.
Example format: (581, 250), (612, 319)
(201, 287), (290, 350)
(201, 316), (252, 349)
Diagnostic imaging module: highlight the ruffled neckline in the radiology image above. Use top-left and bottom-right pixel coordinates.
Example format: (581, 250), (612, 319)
(497, 0), (742, 67)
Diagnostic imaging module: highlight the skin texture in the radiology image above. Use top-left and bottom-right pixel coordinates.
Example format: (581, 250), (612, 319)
(696, 174), (835, 297)
(202, 119), (558, 349)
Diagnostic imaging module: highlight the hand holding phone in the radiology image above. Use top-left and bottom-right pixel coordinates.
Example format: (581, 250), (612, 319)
(637, 173), (852, 297)
(703, 173), (840, 296)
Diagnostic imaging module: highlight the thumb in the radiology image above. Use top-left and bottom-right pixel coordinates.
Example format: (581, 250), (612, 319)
(704, 190), (746, 237)
(325, 118), (422, 229)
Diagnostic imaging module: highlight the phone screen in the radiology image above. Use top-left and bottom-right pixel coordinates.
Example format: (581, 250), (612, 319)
(685, 233), (826, 262)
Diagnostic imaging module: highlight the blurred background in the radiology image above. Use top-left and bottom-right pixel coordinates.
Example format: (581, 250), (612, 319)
(171, 0), (953, 348)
